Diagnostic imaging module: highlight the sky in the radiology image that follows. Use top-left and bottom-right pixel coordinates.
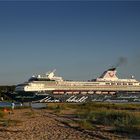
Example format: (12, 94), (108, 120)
(0, 0), (140, 85)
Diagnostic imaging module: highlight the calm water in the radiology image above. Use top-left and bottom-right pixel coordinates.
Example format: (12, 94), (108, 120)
(0, 102), (21, 107)
(0, 102), (47, 109)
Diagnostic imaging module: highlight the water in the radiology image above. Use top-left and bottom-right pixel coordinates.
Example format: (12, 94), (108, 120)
(0, 102), (47, 109)
(0, 102), (22, 108)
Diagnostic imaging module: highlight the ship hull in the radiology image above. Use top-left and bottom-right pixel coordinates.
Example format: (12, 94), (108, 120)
(5, 91), (140, 103)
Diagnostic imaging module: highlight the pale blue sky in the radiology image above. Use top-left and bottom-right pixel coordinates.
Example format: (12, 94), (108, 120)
(0, 1), (140, 85)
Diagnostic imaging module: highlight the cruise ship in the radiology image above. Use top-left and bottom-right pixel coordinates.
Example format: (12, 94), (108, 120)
(7, 68), (140, 103)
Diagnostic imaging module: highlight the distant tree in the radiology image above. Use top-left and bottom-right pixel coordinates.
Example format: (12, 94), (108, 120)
(0, 85), (15, 93)
(0, 85), (16, 100)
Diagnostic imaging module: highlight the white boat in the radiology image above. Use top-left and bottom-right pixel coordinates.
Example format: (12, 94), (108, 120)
(7, 68), (140, 102)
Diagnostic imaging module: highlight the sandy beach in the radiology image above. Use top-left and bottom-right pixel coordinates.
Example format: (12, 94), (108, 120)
(0, 108), (131, 140)
(0, 108), (94, 140)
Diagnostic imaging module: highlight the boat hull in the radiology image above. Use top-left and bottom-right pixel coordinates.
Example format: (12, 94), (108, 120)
(5, 91), (140, 103)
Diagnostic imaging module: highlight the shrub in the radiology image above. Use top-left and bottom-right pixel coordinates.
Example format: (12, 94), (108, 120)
(77, 119), (93, 130)
(94, 111), (139, 127)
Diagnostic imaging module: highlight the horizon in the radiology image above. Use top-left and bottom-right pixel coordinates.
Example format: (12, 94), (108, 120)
(0, 1), (140, 85)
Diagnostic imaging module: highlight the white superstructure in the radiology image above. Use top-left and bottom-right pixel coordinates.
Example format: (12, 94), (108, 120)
(15, 68), (140, 94)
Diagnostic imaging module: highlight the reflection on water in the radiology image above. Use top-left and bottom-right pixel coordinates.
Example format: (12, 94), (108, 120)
(2, 92), (140, 104)
(91, 93), (140, 103)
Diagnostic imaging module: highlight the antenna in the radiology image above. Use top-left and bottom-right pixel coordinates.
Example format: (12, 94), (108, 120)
(131, 75), (134, 79)
(47, 69), (56, 79)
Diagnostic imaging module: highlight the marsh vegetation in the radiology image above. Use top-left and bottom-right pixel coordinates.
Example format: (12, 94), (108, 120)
(47, 102), (140, 137)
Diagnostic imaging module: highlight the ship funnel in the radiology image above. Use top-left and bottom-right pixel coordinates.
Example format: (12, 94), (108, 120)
(108, 67), (116, 71)
(98, 68), (118, 81)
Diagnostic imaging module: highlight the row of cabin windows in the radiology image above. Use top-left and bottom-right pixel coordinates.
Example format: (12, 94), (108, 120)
(105, 82), (136, 86)
(81, 82), (136, 86)
(29, 78), (55, 82)
(59, 82), (138, 86)
(60, 82), (137, 86)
